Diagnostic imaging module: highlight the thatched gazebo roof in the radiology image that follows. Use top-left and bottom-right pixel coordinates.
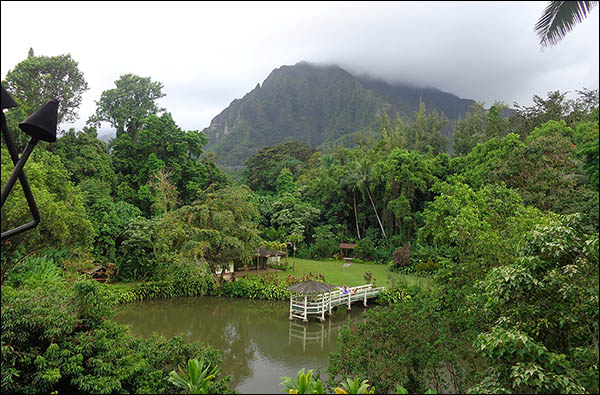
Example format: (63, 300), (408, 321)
(286, 280), (337, 294)
(84, 265), (105, 275)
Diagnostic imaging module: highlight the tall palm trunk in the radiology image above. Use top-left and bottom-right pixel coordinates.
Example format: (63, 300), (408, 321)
(365, 186), (386, 239)
(353, 190), (361, 240)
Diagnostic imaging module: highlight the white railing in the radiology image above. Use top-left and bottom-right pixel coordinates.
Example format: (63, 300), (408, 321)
(289, 283), (385, 321)
(328, 284), (385, 307)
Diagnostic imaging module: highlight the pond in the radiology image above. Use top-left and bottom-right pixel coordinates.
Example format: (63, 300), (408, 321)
(114, 296), (370, 394)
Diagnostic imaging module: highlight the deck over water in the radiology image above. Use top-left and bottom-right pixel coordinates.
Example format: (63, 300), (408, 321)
(289, 284), (384, 321)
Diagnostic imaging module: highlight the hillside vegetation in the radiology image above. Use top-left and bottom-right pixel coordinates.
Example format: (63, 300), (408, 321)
(204, 61), (476, 165)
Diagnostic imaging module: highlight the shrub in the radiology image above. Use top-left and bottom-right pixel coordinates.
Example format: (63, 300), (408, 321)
(168, 357), (220, 394)
(414, 260), (441, 273)
(328, 291), (474, 394)
(4, 255), (64, 288)
(354, 238), (376, 261)
(59, 248), (97, 275)
(281, 368), (325, 394)
(390, 243), (411, 271)
(310, 225), (339, 258)
(115, 217), (157, 281)
(376, 286), (412, 305)
(111, 276), (216, 304)
(217, 272), (327, 301)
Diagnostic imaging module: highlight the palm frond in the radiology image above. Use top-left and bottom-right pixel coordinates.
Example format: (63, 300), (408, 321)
(535, 1), (598, 48)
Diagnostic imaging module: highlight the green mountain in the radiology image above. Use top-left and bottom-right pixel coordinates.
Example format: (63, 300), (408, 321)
(204, 61), (476, 166)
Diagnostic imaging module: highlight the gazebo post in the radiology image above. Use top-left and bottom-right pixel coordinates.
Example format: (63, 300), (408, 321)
(303, 295), (308, 322)
(347, 291), (351, 311)
(320, 293), (325, 322)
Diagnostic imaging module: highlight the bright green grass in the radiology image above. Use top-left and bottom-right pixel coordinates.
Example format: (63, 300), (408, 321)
(273, 258), (433, 290)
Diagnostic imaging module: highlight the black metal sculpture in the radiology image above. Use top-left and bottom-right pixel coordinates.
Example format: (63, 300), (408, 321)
(1, 86), (58, 240)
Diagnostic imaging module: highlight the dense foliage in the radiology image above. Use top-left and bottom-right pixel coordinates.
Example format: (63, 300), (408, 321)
(218, 272), (326, 301)
(1, 49), (598, 394)
(1, 279), (232, 394)
(472, 214), (599, 394)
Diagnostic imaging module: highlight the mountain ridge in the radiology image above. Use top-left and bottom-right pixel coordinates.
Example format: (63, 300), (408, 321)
(204, 61), (477, 166)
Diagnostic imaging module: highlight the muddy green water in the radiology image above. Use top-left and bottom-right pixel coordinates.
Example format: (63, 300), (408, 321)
(114, 296), (369, 394)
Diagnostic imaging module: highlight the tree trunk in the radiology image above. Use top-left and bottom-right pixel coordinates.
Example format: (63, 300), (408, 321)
(353, 190), (361, 240)
(366, 186), (386, 239)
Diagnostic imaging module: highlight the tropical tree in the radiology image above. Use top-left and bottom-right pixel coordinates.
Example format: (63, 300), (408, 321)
(89, 73), (165, 140)
(1, 148), (93, 283)
(535, 1), (598, 48)
(109, 112), (225, 213)
(472, 214), (599, 393)
(404, 101), (449, 155)
(243, 141), (315, 193)
(379, 148), (437, 241)
(2, 52), (89, 124)
(350, 156), (386, 239)
(148, 167), (179, 215)
(486, 102), (511, 138)
(452, 102), (488, 156)
(48, 126), (117, 189)
(287, 233), (303, 271)
(270, 192), (320, 243)
(175, 185), (261, 281)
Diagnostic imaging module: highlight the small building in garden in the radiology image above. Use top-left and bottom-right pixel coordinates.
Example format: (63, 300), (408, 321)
(339, 243), (356, 257)
(254, 248), (288, 270)
(215, 262), (235, 276)
(84, 265), (108, 283)
(339, 243), (356, 265)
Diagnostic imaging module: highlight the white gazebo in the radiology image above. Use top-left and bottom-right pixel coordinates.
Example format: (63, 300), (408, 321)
(287, 280), (338, 322)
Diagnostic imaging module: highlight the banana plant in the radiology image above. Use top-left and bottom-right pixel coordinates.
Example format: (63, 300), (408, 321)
(167, 358), (219, 394)
(334, 377), (375, 394)
(280, 368), (325, 394)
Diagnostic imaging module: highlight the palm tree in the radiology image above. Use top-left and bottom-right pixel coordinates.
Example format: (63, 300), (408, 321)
(340, 167), (362, 240)
(535, 1), (598, 48)
(350, 157), (387, 239)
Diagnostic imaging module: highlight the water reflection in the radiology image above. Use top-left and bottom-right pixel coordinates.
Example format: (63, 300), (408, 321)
(114, 296), (369, 394)
(288, 313), (366, 352)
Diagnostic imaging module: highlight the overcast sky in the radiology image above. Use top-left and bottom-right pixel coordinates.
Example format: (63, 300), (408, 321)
(1, 1), (598, 135)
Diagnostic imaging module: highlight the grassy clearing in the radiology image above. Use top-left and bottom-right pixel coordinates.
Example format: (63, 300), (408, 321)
(272, 258), (434, 290)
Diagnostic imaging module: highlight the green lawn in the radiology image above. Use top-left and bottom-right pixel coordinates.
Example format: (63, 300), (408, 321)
(272, 258), (433, 290)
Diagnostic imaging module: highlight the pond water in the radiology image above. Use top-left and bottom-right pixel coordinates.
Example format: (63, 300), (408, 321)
(113, 296), (370, 394)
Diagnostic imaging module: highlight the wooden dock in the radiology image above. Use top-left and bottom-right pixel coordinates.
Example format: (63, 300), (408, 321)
(289, 284), (384, 322)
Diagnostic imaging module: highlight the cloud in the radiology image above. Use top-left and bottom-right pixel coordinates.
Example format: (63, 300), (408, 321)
(2, 1), (598, 133)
